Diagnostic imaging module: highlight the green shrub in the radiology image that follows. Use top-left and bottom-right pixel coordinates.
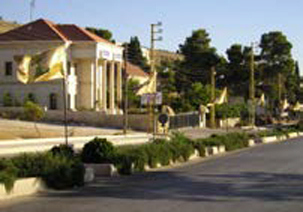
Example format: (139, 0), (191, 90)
(50, 144), (75, 159)
(144, 144), (160, 168)
(81, 138), (116, 163)
(170, 132), (195, 162)
(0, 159), (17, 192)
(11, 153), (50, 178)
(23, 101), (45, 121)
(42, 156), (84, 190)
(3, 93), (13, 107)
(198, 137), (222, 147)
(296, 120), (303, 131)
(217, 133), (249, 151)
(128, 147), (148, 172)
(114, 153), (133, 175)
(114, 145), (148, 174)
(193, 141), (206, 157)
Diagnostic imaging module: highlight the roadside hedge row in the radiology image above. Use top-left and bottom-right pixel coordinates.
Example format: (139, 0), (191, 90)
(254, 127), (299, 138)
(80, 132), (250, 175)
(0, 145), (84, 192)
(0, 131), (252, 191)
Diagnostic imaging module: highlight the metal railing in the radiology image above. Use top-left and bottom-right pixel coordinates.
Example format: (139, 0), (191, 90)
(169, 111), (200, 129)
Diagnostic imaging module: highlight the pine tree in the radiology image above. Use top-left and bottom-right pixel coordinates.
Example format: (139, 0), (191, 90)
(127, 37), (149, 71)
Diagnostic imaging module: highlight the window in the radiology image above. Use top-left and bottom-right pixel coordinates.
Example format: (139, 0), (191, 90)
(49, 93), (57, 110)
(5, 62), (13, 76)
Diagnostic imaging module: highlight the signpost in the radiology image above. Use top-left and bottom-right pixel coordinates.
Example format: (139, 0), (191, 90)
(141, 92), (162, 106)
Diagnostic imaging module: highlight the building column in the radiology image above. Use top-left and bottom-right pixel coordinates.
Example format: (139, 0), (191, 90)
(67, 62), (76, 111)
(97, 61), (103, 110)
(116, 62), (122, 108)
(109, 61), (116, 114)
(93, 59), (98, 110)
(102, 60), (107, 111)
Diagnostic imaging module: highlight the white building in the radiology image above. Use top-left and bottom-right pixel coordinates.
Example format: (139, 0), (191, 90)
(0, 19), (123, 114)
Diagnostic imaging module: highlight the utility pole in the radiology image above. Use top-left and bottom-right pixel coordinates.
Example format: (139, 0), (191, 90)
(278, 73), (282, 103)
(30, 0), (35, 21)
(210, 66), (216, 129)
(123, 46), (129, 134)
(150, 22), (162, 137)
(249, 42), (256, 127)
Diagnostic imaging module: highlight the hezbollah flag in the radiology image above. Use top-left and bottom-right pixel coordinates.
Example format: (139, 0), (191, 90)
(207, 87), (228, 107)
(293, 101), (301, 111)
(282, 98), (289, 110)
(258, 93), (265, 107)
(214, 87), (228, 105)
(136, 71), (157, 95)
(14, 46), (66, 84)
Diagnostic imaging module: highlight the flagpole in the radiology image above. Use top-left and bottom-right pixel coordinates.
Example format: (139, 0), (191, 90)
(62, 72), (68, 145)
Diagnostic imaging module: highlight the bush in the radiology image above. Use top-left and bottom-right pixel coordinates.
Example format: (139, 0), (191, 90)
(193, 141), (206, 157)
(114, 145), (148, 175)
(216, 133), (249, 151)
(0, 159), (17, 192)
(170, 132), (194, 162)
(296, 120), (303, 131)
(81, 138), (116, 164)
(11, 153), (50, 178)
(114, 153), (133, 175)
(196, 132), (249, 152)
(144, 144), (160, 168)
(127, 147), (148, 172)
(50, 144), (75, 159)
(42, 156), (84, 190)
(3, 93), (13, 107)
(22, 101), (45, 121)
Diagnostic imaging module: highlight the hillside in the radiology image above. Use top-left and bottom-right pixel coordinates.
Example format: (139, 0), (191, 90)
(0, 19), (20, 34)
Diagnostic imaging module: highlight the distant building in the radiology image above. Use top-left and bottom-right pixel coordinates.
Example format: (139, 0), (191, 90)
(125, 62), (149, 84)
(0, 19), (123, 114)
(141, 46), (183, 66)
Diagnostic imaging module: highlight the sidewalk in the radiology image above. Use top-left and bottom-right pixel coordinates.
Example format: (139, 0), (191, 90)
(0, 132), (152, 157)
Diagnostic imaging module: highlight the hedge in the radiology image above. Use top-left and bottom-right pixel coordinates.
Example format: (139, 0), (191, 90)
(0, 145), (84, 192)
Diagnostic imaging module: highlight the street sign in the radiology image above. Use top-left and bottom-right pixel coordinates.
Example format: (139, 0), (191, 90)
(158, 113), (169, 127)
(141, 92), (162, 105)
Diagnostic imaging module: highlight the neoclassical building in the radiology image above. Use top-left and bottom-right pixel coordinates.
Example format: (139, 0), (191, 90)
(0, 19), (123, 114)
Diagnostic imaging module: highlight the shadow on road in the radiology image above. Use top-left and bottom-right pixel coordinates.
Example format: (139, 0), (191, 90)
(41, 170), (303, 202)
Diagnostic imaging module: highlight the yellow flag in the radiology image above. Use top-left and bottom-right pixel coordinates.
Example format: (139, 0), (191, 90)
(282, 99), (289, 110)
(214, 87), (228, 105)
(14, 46), (66, 84)
(258, 93), (265, 106)
(15, 55), (32, 84)
(162, 105), (175, 116)
(136, 71), (157, 95)
(293, 101), (301, 111)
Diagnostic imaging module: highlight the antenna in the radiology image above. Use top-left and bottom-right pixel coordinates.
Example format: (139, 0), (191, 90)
(30, 0), (35, 21)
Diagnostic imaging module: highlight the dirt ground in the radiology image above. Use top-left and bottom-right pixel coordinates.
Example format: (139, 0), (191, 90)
(0, 118), (124, 140)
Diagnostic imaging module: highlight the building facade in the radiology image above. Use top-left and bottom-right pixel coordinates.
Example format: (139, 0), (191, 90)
(0, 19), (123, 114)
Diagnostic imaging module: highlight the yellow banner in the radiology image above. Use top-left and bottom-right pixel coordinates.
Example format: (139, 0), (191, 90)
(14, 46), (66, 84)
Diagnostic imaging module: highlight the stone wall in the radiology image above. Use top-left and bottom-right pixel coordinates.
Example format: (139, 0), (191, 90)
(0, 107), (150, 131)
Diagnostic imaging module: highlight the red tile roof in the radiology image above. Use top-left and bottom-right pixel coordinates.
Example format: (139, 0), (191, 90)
(0, 19), (67, 41)
(57, 24), (113, 45)
(0, 18), (115, 46)
(125, 62), (149, 78)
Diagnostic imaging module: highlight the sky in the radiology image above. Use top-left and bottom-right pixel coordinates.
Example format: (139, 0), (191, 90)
(1, 0), (302, 73)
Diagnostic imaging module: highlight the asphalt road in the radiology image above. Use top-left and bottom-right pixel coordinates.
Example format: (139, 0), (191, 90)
(2, 137), (303, 212)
